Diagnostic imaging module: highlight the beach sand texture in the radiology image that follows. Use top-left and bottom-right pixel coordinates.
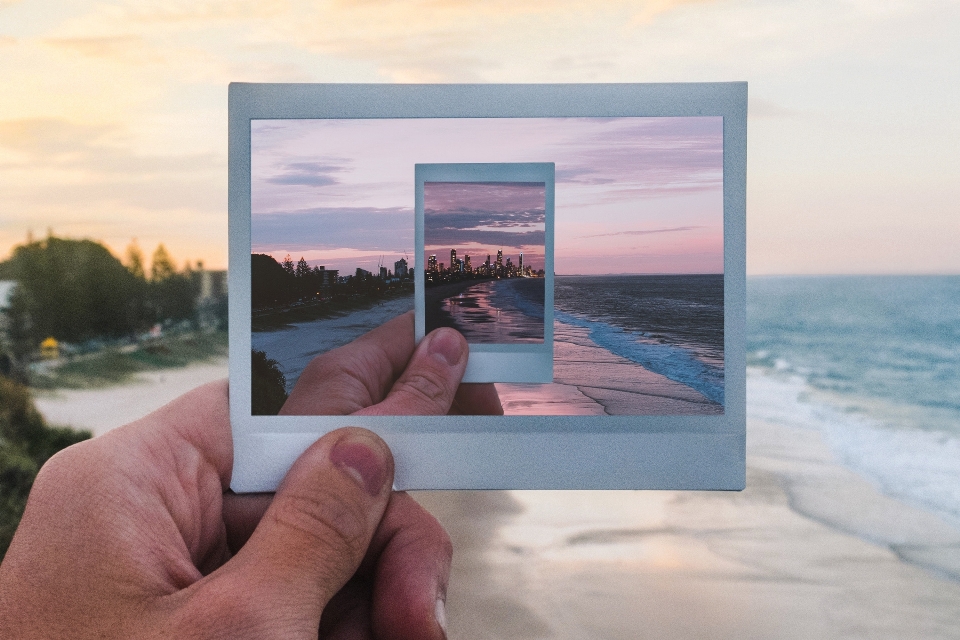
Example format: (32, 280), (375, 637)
(416, 415), (960, 639)
(254, 300), (720, 415)
(30, 364), (960, 638)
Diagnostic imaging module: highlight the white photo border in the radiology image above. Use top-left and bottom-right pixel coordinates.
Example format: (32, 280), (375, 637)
(229, 83), (746, 492)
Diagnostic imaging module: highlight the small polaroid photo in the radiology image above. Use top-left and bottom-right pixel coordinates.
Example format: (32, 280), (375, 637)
(415, 163), (555, 383)
(228, 83), (747, 492)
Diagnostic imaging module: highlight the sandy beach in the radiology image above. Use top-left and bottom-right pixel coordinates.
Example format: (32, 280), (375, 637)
(29, 361), (960, 637)
(416, 410), (960, 639)
(32, 358), (229, 437)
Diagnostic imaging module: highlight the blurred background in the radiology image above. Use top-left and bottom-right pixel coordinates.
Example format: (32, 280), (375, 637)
(1, 1), (959, 637)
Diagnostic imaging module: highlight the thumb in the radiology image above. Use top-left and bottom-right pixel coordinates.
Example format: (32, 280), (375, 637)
(199, 428), (393, 637)
(356, 327), (469, 416)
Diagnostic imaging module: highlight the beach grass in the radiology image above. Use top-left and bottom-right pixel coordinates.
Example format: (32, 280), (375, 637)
(29, 330), (228, 390)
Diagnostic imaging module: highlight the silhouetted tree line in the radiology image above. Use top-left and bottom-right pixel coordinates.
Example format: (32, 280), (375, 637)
(251, 349), (287, 415)
(252, 254), (412, 311)
(0, 236), (205, 370)
(252, 253), (334, 309)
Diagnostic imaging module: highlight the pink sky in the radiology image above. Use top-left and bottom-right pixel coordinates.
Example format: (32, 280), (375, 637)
(251, 117), (722, 275)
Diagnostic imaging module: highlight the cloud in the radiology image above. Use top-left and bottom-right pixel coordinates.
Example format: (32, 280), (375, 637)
(551, 118), (723, 194)
(251, 207), (413, 253)
(0, 117), (219, 176)
(265, 161), (347, 187)
(425, 228), (545, 251)
(579, 226), (703, 239)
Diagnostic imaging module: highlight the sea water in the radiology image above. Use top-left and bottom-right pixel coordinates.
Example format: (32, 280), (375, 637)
(555, 275), (724, 406)
(747, 276), (960, 528)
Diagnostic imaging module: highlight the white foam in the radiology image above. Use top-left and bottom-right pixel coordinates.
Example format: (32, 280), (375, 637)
(748, 368), (960, 529)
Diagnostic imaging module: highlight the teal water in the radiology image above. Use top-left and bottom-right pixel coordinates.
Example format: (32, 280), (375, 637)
(747, 275), (960, 526)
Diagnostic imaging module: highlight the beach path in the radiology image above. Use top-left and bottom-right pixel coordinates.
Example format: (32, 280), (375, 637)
(33, 358), (228, 437)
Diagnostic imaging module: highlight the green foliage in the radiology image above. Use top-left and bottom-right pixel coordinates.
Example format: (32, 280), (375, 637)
(0, 375), (90, 558)
(2, 236), (202, 360)
(29, 331), (228, 390)
(6, 237), (144, 345)
(251, 349), (288, 415)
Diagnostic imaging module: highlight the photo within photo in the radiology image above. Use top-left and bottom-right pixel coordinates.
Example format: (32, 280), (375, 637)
(250, 117), (724, 417)
(424, 181), (546, 344)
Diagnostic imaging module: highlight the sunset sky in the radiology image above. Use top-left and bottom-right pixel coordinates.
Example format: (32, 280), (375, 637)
(424, 181), (547, 273)
(1, 1), (958, 274)
(251, 117), (721, 275)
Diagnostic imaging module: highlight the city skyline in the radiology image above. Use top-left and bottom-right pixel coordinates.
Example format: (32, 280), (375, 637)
(423, 181), (546, 273)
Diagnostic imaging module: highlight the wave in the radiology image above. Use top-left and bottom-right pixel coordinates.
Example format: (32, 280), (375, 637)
(748, 369), (960, 530)
(554, 309), (724, 405)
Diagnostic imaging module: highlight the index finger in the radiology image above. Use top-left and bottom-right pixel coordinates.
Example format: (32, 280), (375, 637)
(281, 312), (417, 415)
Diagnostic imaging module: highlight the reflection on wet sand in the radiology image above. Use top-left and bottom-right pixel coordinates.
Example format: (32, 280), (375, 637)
(432, 279), (545, 344)
(496, 320), (722, 416)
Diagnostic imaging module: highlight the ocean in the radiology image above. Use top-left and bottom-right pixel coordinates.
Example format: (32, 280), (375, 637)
(747, 275), (960, 529)
(493, 274), (725, 415)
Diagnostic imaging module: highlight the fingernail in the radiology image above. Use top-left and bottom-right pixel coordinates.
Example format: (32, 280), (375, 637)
(330, 432), (389, 496)
(435, 596), (447, 636)
(428, 329), (465, 367)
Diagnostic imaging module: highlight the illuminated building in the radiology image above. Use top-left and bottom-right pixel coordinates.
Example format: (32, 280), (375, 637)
(450, 249), (457, 270)
(427, 255), (437, 272)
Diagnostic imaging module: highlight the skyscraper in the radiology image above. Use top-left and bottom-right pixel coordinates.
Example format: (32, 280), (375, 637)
(450, 249), (457, 270)
(427, 255), (437, 272)
(519, 253), (523, 273)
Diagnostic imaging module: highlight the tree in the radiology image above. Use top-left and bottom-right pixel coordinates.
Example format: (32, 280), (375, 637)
(146, 245), (199, 324)
(251, 350), (287, 415)
(281, 255), (295, 277)
(295, 257), (311, 280)
(150, 244), (176, 283)
(0, 375), (90, 557)
(4, 237), (146, 345)
(125, 242), (145, 280)
(251, 254), (296, 309)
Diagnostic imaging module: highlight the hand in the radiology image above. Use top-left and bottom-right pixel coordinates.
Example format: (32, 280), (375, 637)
(282, 312), (503, 417)
(0, 318), (497, 638)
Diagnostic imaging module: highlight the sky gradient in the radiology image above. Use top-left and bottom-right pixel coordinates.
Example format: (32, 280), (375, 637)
(251, 117), (722, 275)
(424, 181), (547, 273)
(1, 1), (958, 274)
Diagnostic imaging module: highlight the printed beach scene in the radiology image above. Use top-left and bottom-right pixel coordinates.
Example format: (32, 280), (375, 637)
(423, 180), (547, 344)
(250, 116), (724, 415)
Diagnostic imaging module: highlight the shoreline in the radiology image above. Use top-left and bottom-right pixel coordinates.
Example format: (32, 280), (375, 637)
(415, 412), (960, 638)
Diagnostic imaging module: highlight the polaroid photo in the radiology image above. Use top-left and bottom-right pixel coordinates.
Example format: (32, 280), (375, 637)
(229, 83), (747, 492)
(415, 163), (555, 383)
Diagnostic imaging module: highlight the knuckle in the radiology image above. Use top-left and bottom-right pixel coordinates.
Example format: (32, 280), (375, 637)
(271, 487), (369, 561)
(394, 371), (452, 412)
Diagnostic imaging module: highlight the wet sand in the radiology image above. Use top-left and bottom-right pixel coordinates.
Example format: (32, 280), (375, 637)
(415, 414), (960, 639)
(497, 319), (721, 416)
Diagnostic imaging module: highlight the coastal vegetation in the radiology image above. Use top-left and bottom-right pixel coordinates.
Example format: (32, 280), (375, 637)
(0, 235), (227, 387)
(0, 375), (90, 558)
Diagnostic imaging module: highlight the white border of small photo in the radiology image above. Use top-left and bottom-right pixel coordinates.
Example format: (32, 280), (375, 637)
(415, 163), (555, 383)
